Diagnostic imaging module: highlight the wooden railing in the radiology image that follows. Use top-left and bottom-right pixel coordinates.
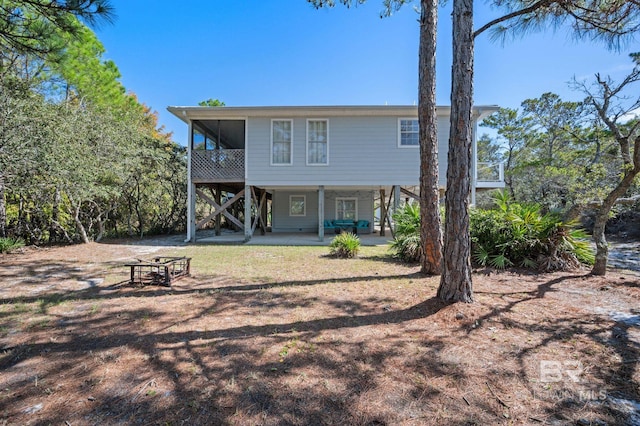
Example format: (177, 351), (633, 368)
(191, 149), (245, 183)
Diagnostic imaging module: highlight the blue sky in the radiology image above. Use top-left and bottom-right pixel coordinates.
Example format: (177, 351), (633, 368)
(95, 0), (639, 145)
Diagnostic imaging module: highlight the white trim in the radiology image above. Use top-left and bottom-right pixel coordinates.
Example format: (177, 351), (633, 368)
(186, 120), (195, 243)
(270, 119), (293, 166)
(169, 105), (503, 122)
(335, 197), (358, 220)
(289, 195), (306, 216)
(397, 118), (419, 148)
(306, 118), (329, 166)
(244, 118), (249, 180)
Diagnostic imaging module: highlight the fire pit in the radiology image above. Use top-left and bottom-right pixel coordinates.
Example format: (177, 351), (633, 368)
(125, 256), (191, 286)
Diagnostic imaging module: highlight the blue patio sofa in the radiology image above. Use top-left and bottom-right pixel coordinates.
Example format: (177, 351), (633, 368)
(324, 220), (370, 234)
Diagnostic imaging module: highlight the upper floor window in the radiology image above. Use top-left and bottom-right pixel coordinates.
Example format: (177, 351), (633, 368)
(307, 119), (328, 165)
(399, 119), (419, 147)
(271, 120), (293, 165)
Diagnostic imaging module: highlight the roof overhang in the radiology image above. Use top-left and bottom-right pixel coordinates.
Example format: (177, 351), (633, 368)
(167, 105), (500, 123)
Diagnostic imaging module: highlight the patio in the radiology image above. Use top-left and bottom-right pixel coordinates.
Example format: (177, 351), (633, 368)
(194, 230), (393, 246)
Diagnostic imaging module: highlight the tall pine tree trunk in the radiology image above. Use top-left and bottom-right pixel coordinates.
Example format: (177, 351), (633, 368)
(419, 0), (442, 275)
(438, 0), (474, 303)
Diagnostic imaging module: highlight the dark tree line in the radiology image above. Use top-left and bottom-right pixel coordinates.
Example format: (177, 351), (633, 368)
(0, 1), (187, 244)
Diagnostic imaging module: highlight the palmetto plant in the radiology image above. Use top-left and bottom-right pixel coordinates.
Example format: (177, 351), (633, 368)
(390, 202), (423, 262)
(471, 191), (594, 271)
(329, 232), (361, 258)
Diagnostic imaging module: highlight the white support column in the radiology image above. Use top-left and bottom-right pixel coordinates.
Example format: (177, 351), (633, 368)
(187, 183), (196, 243)
(244, 184), (252, 242)
(318, 185), (325, 242)
(186, 120), (196, 243)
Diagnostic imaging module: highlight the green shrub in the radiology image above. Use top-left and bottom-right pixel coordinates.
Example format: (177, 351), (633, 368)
(387, 191), (594, 271)
(470, 190), (594, 271)
(390, 233), (422, 263)
(393, 202), (420, 236)
(390, 202), (423, 262)
(329, 232), (361, 258)
(0, 237), (25, 254)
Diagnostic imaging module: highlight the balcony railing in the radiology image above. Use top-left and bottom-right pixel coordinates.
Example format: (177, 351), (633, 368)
(191, 149), (245, 183)
(476, 162), (504, 182)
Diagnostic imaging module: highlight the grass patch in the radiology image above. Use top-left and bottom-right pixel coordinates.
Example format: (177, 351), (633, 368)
(0, 237), (25, 254)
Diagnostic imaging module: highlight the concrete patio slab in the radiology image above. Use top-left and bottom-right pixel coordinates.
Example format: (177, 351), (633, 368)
(195, 231), (393, 246)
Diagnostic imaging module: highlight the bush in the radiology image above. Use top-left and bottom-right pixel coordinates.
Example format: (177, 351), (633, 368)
(390, 202), (422, 262)
(470, 191), (594, 271)
(329, 232), (361, 258)
(0, 237), (25, 254)
(387, 192), (594, 271)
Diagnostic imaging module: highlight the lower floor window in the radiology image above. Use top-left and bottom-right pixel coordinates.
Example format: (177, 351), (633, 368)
(336, 198), (357, 220)
(290, 195), (306, 216)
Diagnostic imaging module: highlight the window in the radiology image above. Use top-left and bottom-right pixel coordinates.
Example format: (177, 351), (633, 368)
(307, 119), (328, 165)
(290, 195), (306, 216)
(271, 120), (293, 165)
(336, 198), (357, 221)
(399, 119), (419, 147)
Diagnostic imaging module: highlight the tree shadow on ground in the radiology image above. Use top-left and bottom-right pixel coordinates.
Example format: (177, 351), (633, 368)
(471, 273), (639, 425)
(2, 260), (639, 425)
(0, 285), (451, 425)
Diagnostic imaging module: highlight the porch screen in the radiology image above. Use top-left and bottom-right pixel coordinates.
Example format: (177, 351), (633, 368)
(307, 120), (328, 164)
(272, 120), (292, 164)
(336, 198), (357, 221)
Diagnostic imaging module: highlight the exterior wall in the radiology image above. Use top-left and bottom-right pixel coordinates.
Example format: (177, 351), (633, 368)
(271, 189), (374, 233)
(246, 115), (451, 187)
(271, 190), (319, 233)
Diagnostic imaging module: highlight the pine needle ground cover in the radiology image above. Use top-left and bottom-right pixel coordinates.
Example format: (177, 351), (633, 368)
(0, 237), (638, 425)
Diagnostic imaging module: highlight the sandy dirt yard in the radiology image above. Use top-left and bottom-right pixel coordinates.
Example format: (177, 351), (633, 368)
(0, 236), (638, 425)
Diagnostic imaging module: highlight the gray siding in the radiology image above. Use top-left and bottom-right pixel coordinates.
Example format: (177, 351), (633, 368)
(246, 116), (451, 187)
(271, 189), (374, 233)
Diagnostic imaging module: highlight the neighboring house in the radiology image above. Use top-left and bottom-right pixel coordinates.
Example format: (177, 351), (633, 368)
(167, 105), (504, 242)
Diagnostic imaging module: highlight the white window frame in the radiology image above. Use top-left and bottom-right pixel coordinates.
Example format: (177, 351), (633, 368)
(271, 119), (293, 166)
(289, 195), (306, 217)
(335, 197), (358, 221)
(306, 119), (329, 166)
(398, 118), (419, 148)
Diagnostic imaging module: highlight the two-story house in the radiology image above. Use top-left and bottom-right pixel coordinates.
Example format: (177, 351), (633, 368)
(167, 105), (504, 242)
